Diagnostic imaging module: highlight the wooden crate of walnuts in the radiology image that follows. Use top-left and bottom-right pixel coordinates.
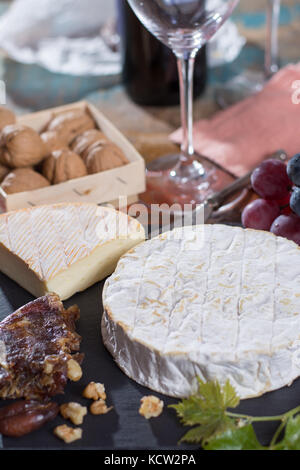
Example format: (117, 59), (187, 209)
(0, 101), (146, 213)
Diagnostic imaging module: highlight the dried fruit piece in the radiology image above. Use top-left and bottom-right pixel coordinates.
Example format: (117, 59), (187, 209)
(1, 168), (50, 194)
(54, 424), (82, 443)
(60, 402), (87, 425)
(90, 399), (113, 415)
(0, 124), (46, 168)
(0, 400), (59, 437)
(0, 293), (83, 400)
(82, 382), (106, 401)
(42, 148), (87, 184)
(139, 396), (164, 419)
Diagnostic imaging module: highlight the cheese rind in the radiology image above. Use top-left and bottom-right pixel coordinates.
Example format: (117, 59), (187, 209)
(0, 203), (145, 300)
(102, 224), (300, 399)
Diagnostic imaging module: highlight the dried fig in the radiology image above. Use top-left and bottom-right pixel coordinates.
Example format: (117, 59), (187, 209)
(85, 142), (129, 174)
(40, 130), (66, 154)
(71, 129), (109, 160)
(0, 163), (9, 183)
(0, 106), (16, 130)
(1, 168), (50, 194)
(46, 110), (96, 145)
(0, 124), (46, 168)
(42, 148), (88, 184)
(0, 400), (59, 437)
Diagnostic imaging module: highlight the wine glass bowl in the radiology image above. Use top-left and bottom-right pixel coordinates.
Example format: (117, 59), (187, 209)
(127, 0), (239, 54)
(127, 0), (240, 206)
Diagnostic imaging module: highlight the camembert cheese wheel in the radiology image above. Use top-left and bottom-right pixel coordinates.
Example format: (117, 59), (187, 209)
(102, 224), (300, 399)
(0, 203), (145, 300)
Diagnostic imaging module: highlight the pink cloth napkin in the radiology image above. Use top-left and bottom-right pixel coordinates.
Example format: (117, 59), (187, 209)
(170, 63), (300, 177)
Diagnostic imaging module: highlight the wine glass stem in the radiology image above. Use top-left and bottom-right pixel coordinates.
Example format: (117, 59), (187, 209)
(265, 0), (281, 79)
(176, 52), (197, 164)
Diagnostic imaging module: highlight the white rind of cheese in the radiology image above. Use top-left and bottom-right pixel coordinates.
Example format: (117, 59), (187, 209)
(0, 203), (145, 300)
(102, 224), (300, 400)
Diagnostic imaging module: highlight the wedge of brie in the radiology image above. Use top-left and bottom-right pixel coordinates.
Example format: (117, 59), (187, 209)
(102, 224), (300, 399)
(0, 203), (145, 300)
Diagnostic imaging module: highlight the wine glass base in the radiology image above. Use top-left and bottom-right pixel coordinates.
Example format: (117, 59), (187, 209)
(141, 153), (235, 207)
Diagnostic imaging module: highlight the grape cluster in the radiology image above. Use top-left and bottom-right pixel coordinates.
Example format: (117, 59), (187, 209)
(241, 155), (300, 245)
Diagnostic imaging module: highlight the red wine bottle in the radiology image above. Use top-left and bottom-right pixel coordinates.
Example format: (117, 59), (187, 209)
(117, 1), (207, 106)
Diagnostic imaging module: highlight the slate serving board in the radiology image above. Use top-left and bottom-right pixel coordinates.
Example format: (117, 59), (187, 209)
(0, 271), (299, 450)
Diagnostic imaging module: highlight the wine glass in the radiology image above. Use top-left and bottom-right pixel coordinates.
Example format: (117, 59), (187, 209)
(216, 0), (281, 108)
(127, 0), (240, 207)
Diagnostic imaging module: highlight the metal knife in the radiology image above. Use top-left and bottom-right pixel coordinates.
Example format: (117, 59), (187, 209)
(171, 149), (288, 229)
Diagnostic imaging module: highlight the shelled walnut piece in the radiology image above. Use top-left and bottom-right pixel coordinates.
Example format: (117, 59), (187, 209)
(1, 168), (50, 194)
(42, 148), (87, 184)
(90, 399), (113, 415)
(67, 358), (83, 382)
(0, 106), (16, 130)
(0, 124), (46, 168)
(54, 424), (82, 444)
(60, 402), (87, 425)
(46, 109), (96, 145)
(85, 142), (129, 174)
(83, 382), (106, 401)
(71, 129), (109, 159)
(139, 396), (164, 419)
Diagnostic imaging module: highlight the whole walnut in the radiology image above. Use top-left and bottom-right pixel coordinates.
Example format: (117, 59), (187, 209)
(71, 129), (109, 160)
(0, 163), (9, 183)
(1, 168), (50, 194)
(0, 124), (46, 168)
(46, 110), (96, 146)
(42, 148), (88, 184)
(0, 107), (16, 130)
(40, 130), (66, 154)
(85, 142), (129, 174)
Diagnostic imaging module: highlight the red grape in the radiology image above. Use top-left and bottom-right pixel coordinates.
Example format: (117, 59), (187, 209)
(242, 199), (280, 231)
(270, 214), (300, 245)
(251, 159), (291, 200)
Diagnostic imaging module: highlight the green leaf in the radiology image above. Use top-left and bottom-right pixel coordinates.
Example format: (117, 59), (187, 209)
(195, 378), (240, 411)
(203, 425), (264, 450)
(170, 379), (240, 444)
(275, 415), (300, 450)
(179, 418), (234, 444)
